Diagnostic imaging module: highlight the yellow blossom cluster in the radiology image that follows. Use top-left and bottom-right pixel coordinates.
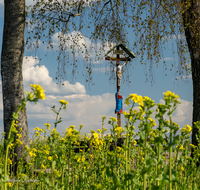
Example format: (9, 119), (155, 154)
(181, 125), (192, 134)
(125, 94), (143, 106)
(30, 84), (45, 100)
(34, 127), (44, 133)
(59, 100), (68, 105)
(44, 123), (51, 130)
(163, 91), (179, 99)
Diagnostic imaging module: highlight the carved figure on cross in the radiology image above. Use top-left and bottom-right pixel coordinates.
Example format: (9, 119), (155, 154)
(110, 59), (129, 86)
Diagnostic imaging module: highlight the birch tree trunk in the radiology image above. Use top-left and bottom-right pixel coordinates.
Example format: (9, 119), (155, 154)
(183, 0), (200, 161)
(1, 0), (30, 173)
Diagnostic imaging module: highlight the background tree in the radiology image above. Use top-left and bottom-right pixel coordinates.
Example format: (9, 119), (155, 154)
(1, 0), (29, 172)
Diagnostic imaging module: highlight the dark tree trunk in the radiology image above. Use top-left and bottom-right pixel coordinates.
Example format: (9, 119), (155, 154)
(1, 0), (30, 173)
(182, 0), (200, 161)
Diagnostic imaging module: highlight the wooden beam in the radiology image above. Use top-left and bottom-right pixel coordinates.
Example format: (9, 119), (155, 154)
(105, 56), (131, 61)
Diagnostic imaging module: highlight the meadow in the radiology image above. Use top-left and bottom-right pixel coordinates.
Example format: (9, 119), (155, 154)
(0, 84), (200, 190)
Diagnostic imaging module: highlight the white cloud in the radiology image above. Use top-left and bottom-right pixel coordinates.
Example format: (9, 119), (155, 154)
(159, 99), (192, 127)
(23, 56), (86, 95)
(175, 74), (192, 80)
(27, 92), (115, 134)
(0, 56), (116, 136)
(163, 57), (174, 61)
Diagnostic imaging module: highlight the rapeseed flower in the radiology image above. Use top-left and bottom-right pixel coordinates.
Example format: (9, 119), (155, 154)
(44, 123), (51, 130)
(16, 139), (23, 146)
(34, 127), (44, 133)
(181, 125), (192, 134)
(30, 84), (45, 100)
(59, 100), (68, 105)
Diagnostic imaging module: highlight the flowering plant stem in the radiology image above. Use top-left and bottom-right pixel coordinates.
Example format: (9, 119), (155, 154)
(125, 117), (130, 190)
(169, 115), (173, 190)
(4, 105), (23, 190)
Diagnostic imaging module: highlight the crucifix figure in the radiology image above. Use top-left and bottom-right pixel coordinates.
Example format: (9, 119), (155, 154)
(110, 59), (128, 86)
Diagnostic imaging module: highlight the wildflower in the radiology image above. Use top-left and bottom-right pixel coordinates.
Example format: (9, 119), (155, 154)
(79, 124), (83, 130)
(8, 158), (12, 165)
(35, 132), (40, 137)
(110, 117), (117, 122)
(66, 128), (72, 136)
(16, 134), (22, 139)
(41, 164), (46, 169)
(97, 129), (102, 133)
(59, 100), (68, 105)
(29, 151), (36, 158)
(44, 123), (51, 130)
(117, 146), (122, 152)
(77, 156), (85, 163)
(91, 130), (96, 133)
(181, 167), (184, 171)
(16, 139), (23, 146)
(30, 84), (45, 100)
(7, 182), (13, 187)
(8, 143), (14, 149)
(34, 127), (44, 132)
(54, 169), (61, 177)
(181, 125), (192, 134)
(133, 140), (137, 146)
(48, 156), (53, 161)
(89, 154), (93, 159)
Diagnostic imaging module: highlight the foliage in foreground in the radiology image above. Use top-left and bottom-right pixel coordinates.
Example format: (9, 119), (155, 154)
(0, 85), (200, 190)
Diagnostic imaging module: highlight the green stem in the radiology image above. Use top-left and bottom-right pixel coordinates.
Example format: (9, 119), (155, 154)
(169, 114), (173, 190)
(61, 166), (64, 190)
(143, 133), (147, 190)
(156, 123), (162, 187)
(125, 118), (130, 190)
(4, 105), (23, 190)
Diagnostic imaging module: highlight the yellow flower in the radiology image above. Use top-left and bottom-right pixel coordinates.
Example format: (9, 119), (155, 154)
(117, 146), (122, 152)
(30, 84), (45, 100)
(179, 145), (184, 150)
(34, 127), (44, 132)
(133, 140), (137, 146)
(29, 151), (36, 158)
(59, 100), (68, 105)
(8, 158), (12, 165)
(48, 156), (53, 161)
(110, 117), (117, 122)
(41, 164), (46, 169)
(8, 143), (14, 149)
(54, 169), (61, 177)
(181, 167), (184, 171)
(16, 134), (22, 139)
(16, 139), (23, 146)
(97, 129), (102, 133)
(7, 182), (13, 187)
(66, 128), (72, 136)
(70, 125), (75, 129)
(44, 123), (51, 130)
(91, 130), (96, 133)
(89, 154), (93, 159)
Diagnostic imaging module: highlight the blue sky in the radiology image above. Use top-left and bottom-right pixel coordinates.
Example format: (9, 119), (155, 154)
(0, 1), (193, 137)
